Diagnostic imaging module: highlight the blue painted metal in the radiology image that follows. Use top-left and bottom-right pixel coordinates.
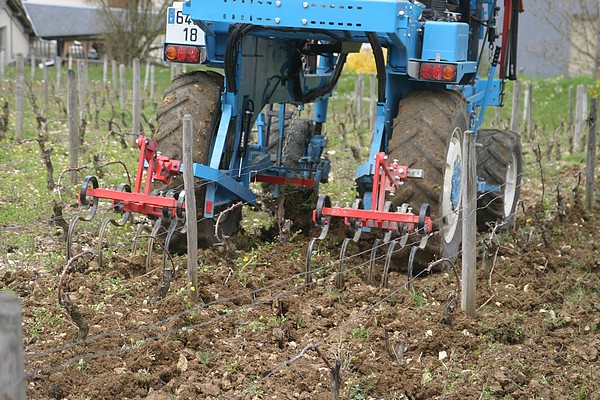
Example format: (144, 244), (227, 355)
(421, 21), (469, 61)
(184, 0), (406, 34)
(166, 0), (514, 219)
(451, 160), (461, 210)
(477, 179), (501, 194)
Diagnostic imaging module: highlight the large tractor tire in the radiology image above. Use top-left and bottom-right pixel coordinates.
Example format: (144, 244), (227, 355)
(154, 70), (240, 250)
(476, 129), (522, 231)
(389, 89), (468, 262)
(266, 116), (316, 234)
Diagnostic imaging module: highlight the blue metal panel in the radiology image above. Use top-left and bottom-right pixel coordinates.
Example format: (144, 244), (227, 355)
(421, 21), (469, 62)
(189, 163), (257, 205)
(183, 0), (404, 34)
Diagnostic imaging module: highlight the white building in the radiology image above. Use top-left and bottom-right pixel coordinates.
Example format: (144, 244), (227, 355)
(0, 0), (34, 65)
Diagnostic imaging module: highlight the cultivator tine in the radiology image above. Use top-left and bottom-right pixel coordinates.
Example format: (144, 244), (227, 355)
(407, 245), (419, 291)
(336, 198), (364, 289)
(161, 217), (179, 270)
(96, 183), (132, 268)
(368, 238), (382, 284)
(337, 228), (362, 290)
(131, 223), (151, 256)
(305, 224), (329, 284)
(152, 217), (179, 302)
(146, 217), (164, 271)
(66, 176), (99, 260)
(97, 212), (131, 268)
(305, 195), (331, 284)
(380, 240), (397, 289)
(406, 204), (432, 289)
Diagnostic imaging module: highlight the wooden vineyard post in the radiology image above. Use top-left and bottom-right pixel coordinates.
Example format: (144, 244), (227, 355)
(68, 70), (79, 185)
(355, 74), (364, 122)
(573, 84), (587, 153)
(132, 58), (141, 145)
(111, 60), (118, 96)
(0, 50), (4, 80)
(150, 64), (156, 101)
(461, 130), (477, 318)
(0, 294), (27, 400)
(43, 59), (49, 109)
(183, 114), (199, 301)
(523, 82), (533, 140)
(510, 80), (521, 133)
(56, 56), (62, 92)
(585, 98), (598, 212)
(77, 60), (85, 117)
(103, 55), (108, 86)
(30, 54), (36, 81)
(144, 60), (151, 93)
(15, 54), (24, 142)
(120, 63), (126, 113)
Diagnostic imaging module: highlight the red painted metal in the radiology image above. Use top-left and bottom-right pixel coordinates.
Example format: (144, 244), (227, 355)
(253, 174), (316, 188)
(313, 152), (433, 234)
(82, 136), (183, 218)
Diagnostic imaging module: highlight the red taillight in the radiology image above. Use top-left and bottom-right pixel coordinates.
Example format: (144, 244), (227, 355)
(432, 64), (443, 80)
(164, 44), (203, 64)
(420, 63), (433, 80)
(186, 46), (200, 63)
(419, 62), (457, 82)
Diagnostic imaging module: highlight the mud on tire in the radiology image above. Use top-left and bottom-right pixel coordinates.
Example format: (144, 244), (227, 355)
(266, 116), (316, 235)
(476, 129), (522, 231)
(389, 89), (468, 262)
(154, 71), (240, 250)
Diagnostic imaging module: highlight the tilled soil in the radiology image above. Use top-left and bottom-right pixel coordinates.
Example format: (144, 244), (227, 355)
(3, 194), (600, 400)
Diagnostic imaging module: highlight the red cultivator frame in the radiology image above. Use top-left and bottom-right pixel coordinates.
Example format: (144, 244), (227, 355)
(306, 152), (433, 290)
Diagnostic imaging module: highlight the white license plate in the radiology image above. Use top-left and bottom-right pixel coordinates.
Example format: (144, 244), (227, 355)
(165, 2), (206, 46)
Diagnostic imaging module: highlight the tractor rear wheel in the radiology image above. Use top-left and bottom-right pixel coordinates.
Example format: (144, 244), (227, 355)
(476, 129), (522, 231)
(266, 116), (316, 235)
(154, 70), (240, 250)
(389, 89), (468, 262)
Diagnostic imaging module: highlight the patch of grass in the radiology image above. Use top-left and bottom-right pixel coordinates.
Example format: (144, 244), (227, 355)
(351, 325), (369, 340)
(76, 358), (90, 372)
(326, 287), (343, 299)
(197, 350), (217, 366)
(25, 306), (61, 340)
(410, 290), (428, 307)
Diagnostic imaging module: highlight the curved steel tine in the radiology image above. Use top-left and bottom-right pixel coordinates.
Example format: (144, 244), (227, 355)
(407, 245), (420, 291)
(66, 196), (100, 261)
(381, 240), (397, 289)
(368, 238), (382, 284)
(337, 237), (351, 290)
(66, 216), (82, 261)
(161, 217), (179, 271)
(337, 228), (362, 290)
(305, 222), (330, 284)
(383, 230), (393, 243)
(97, 212), (131, 269)
(131, 222), (151, 256)
(400, 232), (409, 247)
(305, 237), (318, 285)
(151, 217), (179, 302)
(146, 217), (164, 271)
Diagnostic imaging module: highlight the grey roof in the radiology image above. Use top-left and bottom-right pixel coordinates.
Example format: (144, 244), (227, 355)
(2, 0), (35, 35)
(23, 3), (110, 39)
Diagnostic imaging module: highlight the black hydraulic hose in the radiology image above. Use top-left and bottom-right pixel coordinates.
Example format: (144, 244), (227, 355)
(366, 32), (386, 104)
(296, 53), (348, 103)
(224, 23), (255, 94)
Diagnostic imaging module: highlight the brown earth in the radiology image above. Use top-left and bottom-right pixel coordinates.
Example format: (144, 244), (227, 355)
(3, 179), (600, 400)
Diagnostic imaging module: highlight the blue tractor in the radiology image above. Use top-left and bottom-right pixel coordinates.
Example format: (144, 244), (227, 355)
(74, 0), (524, 269)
